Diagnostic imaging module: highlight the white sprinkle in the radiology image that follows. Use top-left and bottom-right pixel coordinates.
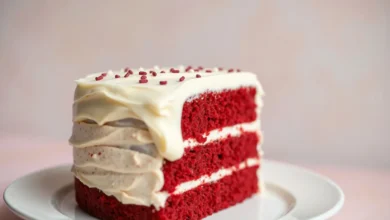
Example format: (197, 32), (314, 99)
(108, 70), (114, 75)
(189, 69), (195, 73)
(213, 67), (219, 72)
(154, 65), (160, 70)
(139, 67), (144, 71)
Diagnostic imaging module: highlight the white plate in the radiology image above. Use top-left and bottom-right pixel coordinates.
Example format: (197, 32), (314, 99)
(3, 160), (344, 220)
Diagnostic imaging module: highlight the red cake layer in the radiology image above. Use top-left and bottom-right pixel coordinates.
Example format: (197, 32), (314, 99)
(162, 132), (260, 192)
(75, 166), (259, 220)
(181, 87), (257, 142)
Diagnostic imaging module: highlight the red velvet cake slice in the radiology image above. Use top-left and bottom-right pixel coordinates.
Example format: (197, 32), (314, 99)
(70, 66), (264, 220)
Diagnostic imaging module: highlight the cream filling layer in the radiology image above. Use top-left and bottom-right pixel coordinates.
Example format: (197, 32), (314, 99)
(183, 120), (261, 148)
(172, 157), (260, 195)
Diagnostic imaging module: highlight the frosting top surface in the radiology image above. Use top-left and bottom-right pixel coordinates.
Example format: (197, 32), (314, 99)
(73, 66), (264, 161)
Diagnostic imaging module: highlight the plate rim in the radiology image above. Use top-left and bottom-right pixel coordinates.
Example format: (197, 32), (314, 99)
(264, 160), (345, 220)
(3, 160), (344, 220)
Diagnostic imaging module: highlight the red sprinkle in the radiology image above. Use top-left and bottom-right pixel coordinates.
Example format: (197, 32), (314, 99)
(139, 71), (147, 75)
(198, 66), (204, 70)
(160, 71), (165, 73)
(124, 67), (129, 72)
(170, 68), (180, 73)
(139, 79), (148, 83)
(159, 81), (167, 85)
(98, 152), (101, 156)
(101, 73), (107, 77)
(150, 71), (157, 76)
(236, 69), (241, 72)
(140, 75), (147, 80)
(218, 67), (223, 71)
(228, 69), (234, 73)
(185, 66), (192, 72)
(205, 70), (212, 73)
(124, 70), (133, 77)
(115, 75), (120, 78)
(196, 74), (201, 78)
(95, 75), (104, 81)
(179, 76), (185, 82)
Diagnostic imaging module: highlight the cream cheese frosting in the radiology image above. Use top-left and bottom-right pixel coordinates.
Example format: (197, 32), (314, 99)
(70, 66), (264, 208)
(72, 66), (264, 161)
(72, 145), (167, 208)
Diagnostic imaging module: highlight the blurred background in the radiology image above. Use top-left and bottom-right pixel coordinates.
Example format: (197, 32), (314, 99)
(0, 0), (389, 169)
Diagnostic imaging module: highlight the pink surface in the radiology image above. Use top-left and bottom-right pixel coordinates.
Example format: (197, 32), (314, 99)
(1, 133), (389, 220)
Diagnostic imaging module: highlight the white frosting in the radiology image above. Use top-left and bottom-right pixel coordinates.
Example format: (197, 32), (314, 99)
(173, 157), (260, 194)
(73, 66), (264, 161)
(183, 120), (261, 148)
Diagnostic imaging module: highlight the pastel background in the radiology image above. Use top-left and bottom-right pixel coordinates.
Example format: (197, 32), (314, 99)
(0, 0), (389, 169)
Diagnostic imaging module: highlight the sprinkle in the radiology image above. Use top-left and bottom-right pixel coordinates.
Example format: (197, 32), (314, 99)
(139, 79), (148, 84)
(228, 69), (234, 73)
(150, 71), (157, 76)
(141, 75), (147, 80)
(218, 67), (223, 71)
(198, 66), (204, 70)
(196, 74), (201, 78)
(179, 76), (185, 82)
(95, 75), (104, 81)
(125, 70), (133, 77)
(115, 75), (120, 78)
(101, 73), (107, 77)
(236, 69), (241, 72)
(139, 67), (144, 71)
(205, 70), (212, 73)
(160, 81), (167, 85)
(160, 71), (165, 73)
(139, 71), (147, 75)
(170, 68), (180, 73)
(98, 152), (101, 156)
(185, 66), (192, 72)
(154, 65), (160, 70)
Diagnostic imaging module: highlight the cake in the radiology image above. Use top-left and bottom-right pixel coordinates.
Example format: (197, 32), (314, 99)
(70, 66), (264, 220)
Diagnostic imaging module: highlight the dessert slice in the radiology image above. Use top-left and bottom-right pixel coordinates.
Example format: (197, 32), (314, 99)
(70, 66), (264, 220)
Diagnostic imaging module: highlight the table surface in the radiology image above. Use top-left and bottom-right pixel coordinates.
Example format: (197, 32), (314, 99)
(1, 132), (389, 220)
